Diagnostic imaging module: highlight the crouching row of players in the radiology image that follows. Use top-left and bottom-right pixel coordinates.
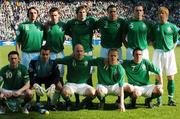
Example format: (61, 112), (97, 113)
(0, 44), (163, 114)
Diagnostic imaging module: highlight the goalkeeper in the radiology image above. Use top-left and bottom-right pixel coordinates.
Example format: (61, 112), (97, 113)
(29, 46), (63, 111)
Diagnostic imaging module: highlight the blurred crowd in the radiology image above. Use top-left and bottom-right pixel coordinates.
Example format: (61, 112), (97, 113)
(0, 0), (179, 41)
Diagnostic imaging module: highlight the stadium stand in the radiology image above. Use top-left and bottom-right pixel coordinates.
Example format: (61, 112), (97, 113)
(0, 0), (179, 41)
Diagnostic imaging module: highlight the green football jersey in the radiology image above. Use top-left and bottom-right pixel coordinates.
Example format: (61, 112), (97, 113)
(56, 56), (92, 84)
(44, 21), (65, 53)
(0, 64), (29, 90)
(89, 58), (125, 87)
(124, 20), (152, 50)
(16, 21), (44, 52)
(96, 17), (125, 48)
(122, 59), (160, 86)
(65, 17), (96, 52)
(152, 22), (179, 52)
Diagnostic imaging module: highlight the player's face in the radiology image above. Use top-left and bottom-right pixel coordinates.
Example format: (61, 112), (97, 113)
(8, 54), (19, 69)
(50, 11), (60, 24)
(133, 50), (142, 63)
(134, 6), (144, 20)
(74, 45), (85, 60)
(108, 51), (119, 64)
(159, 11), (168, 23)
(108, 7), (117, 21)
(28, 9), (38, 22)
(40, 50), (50, 62)
(77, 8), (87, 21)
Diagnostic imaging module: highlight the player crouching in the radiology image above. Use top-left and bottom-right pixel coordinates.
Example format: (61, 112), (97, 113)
(0, 51), (33, 114)
(29, 46), (63, 112)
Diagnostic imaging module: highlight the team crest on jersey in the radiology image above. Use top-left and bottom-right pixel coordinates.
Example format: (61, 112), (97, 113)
(84, 61), (88, 66)
(167, 27), (172, 33)
(25, 25), (29, 30)
(104, 21), (108, 28)
(47, 27), (51, 32)
(142, 64), (146, 70)
(116, 23), (120, 29)
(72, 60), (76, 67)
(129, 23), (134, 29)
(114, 69), (119, 78)
(5, 71), (12, 79)
(0, 76), (3, 81)
(38, 65), (41, 71)
(16, 31), (20, 36)
(17, 70), (22, 78)
(142, 23), (147, 29)
(86, 21), (90, 26)
(156, 26), (160, 31)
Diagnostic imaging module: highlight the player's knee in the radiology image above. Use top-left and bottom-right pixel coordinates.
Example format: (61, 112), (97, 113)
(85, 88), (95, 96)
(55, 81), (63, 91)
(133, 90), (141, 97)
(154, 86), (163, 95)
(62, 87), (72, 97)
(124, 85), (134, 92)
(96, 89), (106, 97)
(25, 89), (34, 98)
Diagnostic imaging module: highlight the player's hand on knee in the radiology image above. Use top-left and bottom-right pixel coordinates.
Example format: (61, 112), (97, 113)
(13, 90), (22, 97)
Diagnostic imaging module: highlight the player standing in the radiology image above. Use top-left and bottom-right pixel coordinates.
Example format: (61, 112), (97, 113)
(16, 7), (44, 68)
(152, 7), (179, 106)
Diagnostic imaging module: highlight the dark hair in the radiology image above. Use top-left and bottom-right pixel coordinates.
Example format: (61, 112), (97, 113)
(8, 51), (19, 57)
(133, 2), (145, 11)
(49, 7), (60, 14)
(133, 48), (142, 56)
(76, 5), (88, 14)
(27, 6), (39, 17)
(40, 45), (51, 51)
(107, 5), (116, 11)
(108, 48), (119, 55)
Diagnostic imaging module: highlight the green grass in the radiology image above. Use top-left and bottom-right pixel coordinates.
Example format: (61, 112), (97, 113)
(0, 45), (180, 119)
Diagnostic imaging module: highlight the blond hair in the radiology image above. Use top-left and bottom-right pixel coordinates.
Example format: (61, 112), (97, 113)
(159, 7), (169, 16)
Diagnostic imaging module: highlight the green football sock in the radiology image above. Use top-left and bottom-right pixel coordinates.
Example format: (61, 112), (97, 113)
(167, 80), (175, 101)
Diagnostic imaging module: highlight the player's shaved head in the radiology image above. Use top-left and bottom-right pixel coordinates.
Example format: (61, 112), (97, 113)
(73, 44), (85, 60)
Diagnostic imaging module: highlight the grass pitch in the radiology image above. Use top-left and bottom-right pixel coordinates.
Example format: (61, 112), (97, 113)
(0, 45), (180, 119)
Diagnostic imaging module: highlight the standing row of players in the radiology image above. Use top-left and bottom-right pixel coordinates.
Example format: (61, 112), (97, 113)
(0, 3), (179, 114)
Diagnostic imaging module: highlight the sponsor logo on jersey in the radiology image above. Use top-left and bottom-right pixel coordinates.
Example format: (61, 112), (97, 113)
(75, 21), (79, 25)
